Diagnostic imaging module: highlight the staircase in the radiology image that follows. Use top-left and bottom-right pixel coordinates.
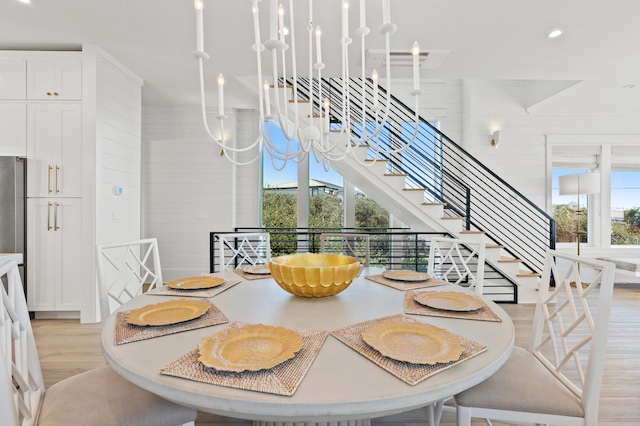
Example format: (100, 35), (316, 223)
(255, 77), (556, 303)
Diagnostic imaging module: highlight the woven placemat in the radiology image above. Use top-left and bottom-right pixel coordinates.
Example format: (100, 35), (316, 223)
(404, 290), (502, 322)
(147, 279), (241, 298)
(160, 322), (328, 396)
(365, 274), (447, 291)
(115, 301), (228, 345)
(331, 314), (487, 386)
(233, 269), (272, 280)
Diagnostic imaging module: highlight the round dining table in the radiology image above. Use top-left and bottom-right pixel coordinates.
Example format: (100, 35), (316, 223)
(101, 268), (515, 425)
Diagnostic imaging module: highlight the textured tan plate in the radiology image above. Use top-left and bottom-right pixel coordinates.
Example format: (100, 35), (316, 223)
(414, 291), (484, 312)
(198, 324), (304, 372)
(126, 299), (210, 326)
(168, 276), (225, 289)
(242, 265), (271, 275)
(382, 269), (430, 282)
(361, 318), (463, 364)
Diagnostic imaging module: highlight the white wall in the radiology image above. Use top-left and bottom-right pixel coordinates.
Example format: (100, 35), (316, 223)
(94, 49), (144, 245)
(459, 79), (640, 211)
(81, 44), (144, 322)
(142, 106), (260, 280)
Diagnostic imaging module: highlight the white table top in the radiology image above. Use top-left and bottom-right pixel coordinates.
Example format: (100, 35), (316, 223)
(101, 268), (514, 423)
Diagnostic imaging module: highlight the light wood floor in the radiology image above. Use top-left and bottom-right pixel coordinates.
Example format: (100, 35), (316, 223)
(32, 284), (640, 426)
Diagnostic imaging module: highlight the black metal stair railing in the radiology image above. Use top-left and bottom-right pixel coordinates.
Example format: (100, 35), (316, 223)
(282, 77), (555, 275)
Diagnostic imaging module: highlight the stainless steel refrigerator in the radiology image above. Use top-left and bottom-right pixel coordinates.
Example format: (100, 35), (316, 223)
(0, 156), (27, 294)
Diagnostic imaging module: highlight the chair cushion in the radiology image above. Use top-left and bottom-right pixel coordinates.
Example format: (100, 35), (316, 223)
(455, 346), (584, 417)
(38, 365), (197, 426)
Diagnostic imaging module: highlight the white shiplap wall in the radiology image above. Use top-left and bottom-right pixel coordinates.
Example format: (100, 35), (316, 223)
(460, 79), (640, 210)
(81, 45), (144, 322)
(95, 51), (143, 245)
(142, 107), (260, 280)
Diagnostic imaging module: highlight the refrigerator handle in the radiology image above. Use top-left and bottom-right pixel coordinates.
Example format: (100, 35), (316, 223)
(47, 165), (52, 193)
(54, 202), (59, 231)
(55, 165), (60, 193)
(47, 202), (52, 231)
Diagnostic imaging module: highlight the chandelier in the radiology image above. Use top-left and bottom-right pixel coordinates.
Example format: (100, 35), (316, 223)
(193, 0), (423, 168)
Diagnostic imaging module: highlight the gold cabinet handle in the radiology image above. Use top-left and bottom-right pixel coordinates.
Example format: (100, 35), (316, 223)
(46, 92), (52, 96)
(47, 202), (52, 230)
(54, 202), (59, 231)
(53, 92), (59, 96)
(47, 165), (52, 193)
(55, 165), (60, 193)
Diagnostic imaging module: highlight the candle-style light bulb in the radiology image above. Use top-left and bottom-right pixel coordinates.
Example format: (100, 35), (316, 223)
(278, 3), (285, 42)
(382, 0), (390, 24)
(217, 73), (225, 115)
(342, 0), (349, 40)
(263, 80), (272, 117)
(315, 26), (323, 64)
(270, 0), (278, 40)
(372, 69), (379, 105)
(412, 41), (420, 92)
(194, 0), (204, 52)
(359, 0), (365, 28)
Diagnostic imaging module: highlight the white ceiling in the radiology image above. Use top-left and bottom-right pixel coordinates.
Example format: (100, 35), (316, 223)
(3, 0), (640, 114)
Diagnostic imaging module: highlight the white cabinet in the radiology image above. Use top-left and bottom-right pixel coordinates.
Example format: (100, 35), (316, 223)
(27, 103), (82, 197)
(27, 198), (82, 311)
(26, 60), (82, 100)
(0, 102), (27, 156)
(0, 59), (26, 99)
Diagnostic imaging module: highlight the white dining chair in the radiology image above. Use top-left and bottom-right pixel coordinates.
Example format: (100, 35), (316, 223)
(0, 260), (197, 426)
(215, 232), (271, 271)
(454, 250), (616, 426)
(320, 232), (370, 267)
(427, 236), (486, 294)
(424, 236), (486, 425)
(96, 237), (166, 321)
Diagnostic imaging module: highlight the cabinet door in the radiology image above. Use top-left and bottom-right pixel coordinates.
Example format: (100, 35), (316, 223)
(26, 198), (82, 311)
(27, 198), (57, 311)
(0, 60), (26, 99)
(56, 198), (82, 310)
(27, 103), (82, 197)
(26, 60), (82, 100)
(0, 102), (26, 156)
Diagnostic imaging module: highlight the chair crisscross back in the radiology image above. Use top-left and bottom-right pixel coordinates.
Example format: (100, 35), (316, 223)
(454, 250), (616, 426)
(216, 233), (271, 271)
(427, 237), (486, 294)
(96, 238), (163, 320)
(0, 260), (45, 425)
(1, 258), (197, 426)
(531, 251), (614, 409)
(320, 233), (370, 267)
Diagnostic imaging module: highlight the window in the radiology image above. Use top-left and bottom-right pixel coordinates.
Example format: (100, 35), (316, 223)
(552, 169), (590, 244)
(610, 170), (640, 245)
(261, 122), (344, 232)
(262, 124), (299, 254)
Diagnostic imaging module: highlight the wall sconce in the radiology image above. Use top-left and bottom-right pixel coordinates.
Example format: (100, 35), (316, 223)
(490, 130), (501, 148)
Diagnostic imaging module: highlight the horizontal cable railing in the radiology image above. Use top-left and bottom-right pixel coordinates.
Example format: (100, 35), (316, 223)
(285, 77), (555, 274)
(209, 228), (517, 303)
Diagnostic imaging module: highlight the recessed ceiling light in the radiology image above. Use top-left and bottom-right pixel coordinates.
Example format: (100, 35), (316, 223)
(623, 84), (636, 89)
(17, 0), (31, 3)
(547, 29), (563, 39)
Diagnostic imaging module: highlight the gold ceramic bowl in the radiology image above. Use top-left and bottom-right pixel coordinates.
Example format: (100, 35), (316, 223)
(269, 253), (360, 298)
